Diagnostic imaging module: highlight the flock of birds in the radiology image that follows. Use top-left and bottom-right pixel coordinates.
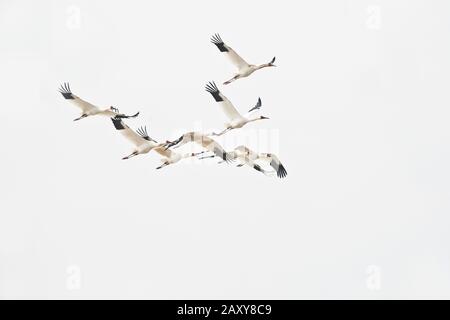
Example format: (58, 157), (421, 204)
(59, 34), (287, 178)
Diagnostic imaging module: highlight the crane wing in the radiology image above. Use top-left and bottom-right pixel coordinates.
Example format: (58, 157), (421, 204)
(248, 97), (262, 113)
(211, 34), (250, 70)
(154, 146), (174, 159)
(59, 83), (99, 113)
(136, 126), (157, 143)
(205, 82), (243, 121)
(234, 149), (274, 176)
(199, 135), (234, 163)
(111, 117), (148, 147)
(259, 153), (287, 178)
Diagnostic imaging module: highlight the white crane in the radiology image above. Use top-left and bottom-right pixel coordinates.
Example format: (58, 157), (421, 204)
(199, 145), (272, 176)
(234, 146), (287, 178)
(164, 131), (235, 163)
(257, 152), (287, 178)
(111, 117), (205, 168)
(211, 34), (276, 85)
(59, 83), (139, 121)
(205, 82), (269, 136)
(111, 117), (162, 160)
(201, 145), (287, 178)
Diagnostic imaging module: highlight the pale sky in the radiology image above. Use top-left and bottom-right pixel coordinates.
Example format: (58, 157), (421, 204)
(1, 0), (450, 299)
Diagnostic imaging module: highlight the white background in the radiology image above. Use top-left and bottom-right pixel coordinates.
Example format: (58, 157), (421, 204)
(1, 0), (450, 299)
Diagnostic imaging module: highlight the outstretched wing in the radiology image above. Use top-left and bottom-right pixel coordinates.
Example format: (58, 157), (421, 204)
(202, 136), (234, 163)
(205, 81), (243, 121)
(267, 154), (287, 178)
(234, 150), (273, 176)
(211, 34), (250, 70)
(187, 133), (234, 163)
(248, 97), (262, 113)
(136, 126), (157, 143)
(58, 83), (99, 113)
(111, 117), (148, 147)
(212, 145), (234, 163)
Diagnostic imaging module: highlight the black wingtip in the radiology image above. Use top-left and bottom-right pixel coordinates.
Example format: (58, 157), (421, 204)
(210, 33), (228, 52)
(59, 82), (74, 99)
(111, 117), (126, 130)
(136, 126), (145, 136)
(136, 125), (151, 141)
(205, 81), (218, 92)
(270, 56), (276, 64)
(205, 81), (223, 102)
(248, 97), (262, 113)
(253, 164), (263, 172)
(277, 164), (287, 178)
(115, 111), (140, 119)
(256, 97), (262, 108)
(223, 152), (235, 164)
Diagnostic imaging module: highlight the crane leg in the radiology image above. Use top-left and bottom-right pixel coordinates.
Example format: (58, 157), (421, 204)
(156, 161), (170, 170)
(212, 127), (232, 136)
(73, 114), (88, 121)
(186, 151), (207, 158)
(223, 75), (239, 85)
(122, 151), (139, 160)
(198, 154), (215, 160)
